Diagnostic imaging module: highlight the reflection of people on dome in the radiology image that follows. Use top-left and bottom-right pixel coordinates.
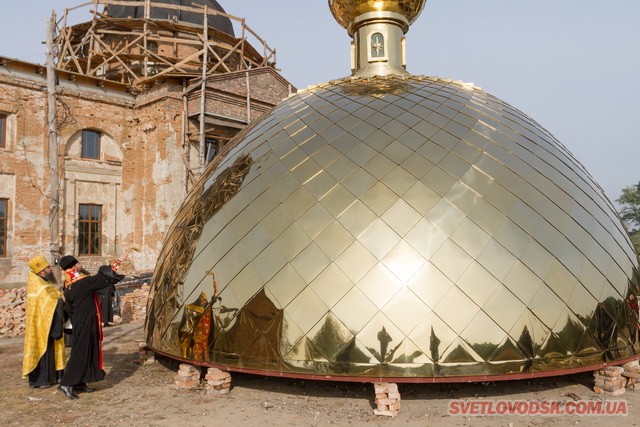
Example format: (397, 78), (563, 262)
(179, 292), (211, 360)
(215, 303), (239, 334)
(595, 302), (619, 362)
(179, 271), (224, 361)
(214, 289), (282, 363)
(429, 327), (440, 363)
(207, 269), (219, 299)
(147, 154), (253, 352)
(625, 293), (639, 345)
(517, 326), (534, 372)
(370, 327), (403, 363)
(378, 327), (392, 360)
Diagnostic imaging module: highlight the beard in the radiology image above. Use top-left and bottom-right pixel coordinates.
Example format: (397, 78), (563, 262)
(43, 271), (58, 285)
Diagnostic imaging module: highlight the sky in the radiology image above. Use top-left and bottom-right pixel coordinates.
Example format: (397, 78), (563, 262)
(1, 0), (638, 204)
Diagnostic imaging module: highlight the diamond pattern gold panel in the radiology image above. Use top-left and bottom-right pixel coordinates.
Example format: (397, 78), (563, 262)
(146, 75), (640, 381)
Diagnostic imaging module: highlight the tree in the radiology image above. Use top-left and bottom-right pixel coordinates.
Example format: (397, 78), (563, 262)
(617, 182), (640, 253)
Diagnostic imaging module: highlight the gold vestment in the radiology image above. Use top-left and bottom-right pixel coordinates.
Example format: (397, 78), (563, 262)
(22, 272), (65, 377)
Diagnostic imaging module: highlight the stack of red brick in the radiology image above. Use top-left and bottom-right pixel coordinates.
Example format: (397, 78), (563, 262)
(175, 364), (201, 389)
(594, 366), (626, 396)
(373, 382), (401, 417)
(205, 368), (231, 395)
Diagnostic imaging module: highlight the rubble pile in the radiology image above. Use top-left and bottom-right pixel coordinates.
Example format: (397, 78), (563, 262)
(0, 288), (26, 338)
(0, 280), (152, 338)
(373, 382), (401, 417)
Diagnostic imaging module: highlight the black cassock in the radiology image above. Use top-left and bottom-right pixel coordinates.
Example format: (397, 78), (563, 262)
(28, 299), (64, 387)
(60, 266), (123, 387)
(99, 283), (116, 324)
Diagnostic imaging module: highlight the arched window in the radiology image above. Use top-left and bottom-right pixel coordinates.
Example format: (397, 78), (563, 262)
(148, 41), (159, 53)
(81, 129), (101, 159)
(370, 32), (385, 58)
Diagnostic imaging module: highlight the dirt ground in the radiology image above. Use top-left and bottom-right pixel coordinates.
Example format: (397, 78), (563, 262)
(1, 321), (639, 426)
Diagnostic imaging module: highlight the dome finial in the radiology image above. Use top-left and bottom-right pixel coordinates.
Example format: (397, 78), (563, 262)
(328, 0), (427, 77)
(329, 0), (427, 36)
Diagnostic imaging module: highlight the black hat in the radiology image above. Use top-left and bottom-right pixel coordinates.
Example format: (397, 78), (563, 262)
(59, 255), (79, 270)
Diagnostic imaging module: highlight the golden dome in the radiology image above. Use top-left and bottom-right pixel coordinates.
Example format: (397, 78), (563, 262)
(144, 0), (640, 384)
(146, 74), (640, 382)
(329, 0), (427, 31)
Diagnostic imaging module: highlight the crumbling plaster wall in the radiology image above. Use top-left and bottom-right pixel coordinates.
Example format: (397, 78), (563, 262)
(130, 82), (187, 272)
(0, 69), (187, 283)
(0, 70), (52, 282)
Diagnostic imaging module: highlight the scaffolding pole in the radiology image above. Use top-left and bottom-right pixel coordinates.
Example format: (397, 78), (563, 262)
(46, 11), (61, 270)
(198, 6), (208, 170)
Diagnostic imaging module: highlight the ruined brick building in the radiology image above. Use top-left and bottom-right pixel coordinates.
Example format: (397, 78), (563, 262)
(0, 0), (294, 284)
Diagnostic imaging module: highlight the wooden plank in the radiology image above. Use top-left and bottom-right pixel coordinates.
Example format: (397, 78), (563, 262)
(134, 47), (204, 86)
(89, 35), (140, 79)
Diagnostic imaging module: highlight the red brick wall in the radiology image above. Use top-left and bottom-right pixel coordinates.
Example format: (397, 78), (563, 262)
(0, 61), (292, 285)
(0, 66), (186, 283)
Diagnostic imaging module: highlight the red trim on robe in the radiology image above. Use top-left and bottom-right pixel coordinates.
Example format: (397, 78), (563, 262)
(94, 293), (104, 370)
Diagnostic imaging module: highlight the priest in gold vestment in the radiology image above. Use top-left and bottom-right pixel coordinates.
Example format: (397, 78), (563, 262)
(22, 255), (65, 388)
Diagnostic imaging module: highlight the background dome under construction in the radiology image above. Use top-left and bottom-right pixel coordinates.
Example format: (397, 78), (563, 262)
(145, 0), (640, 382)
(108, 0), (234, 36)
(55, 0), (275, 89)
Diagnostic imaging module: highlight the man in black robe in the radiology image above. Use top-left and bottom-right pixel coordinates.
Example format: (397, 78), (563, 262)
(57, 255), (124, 399)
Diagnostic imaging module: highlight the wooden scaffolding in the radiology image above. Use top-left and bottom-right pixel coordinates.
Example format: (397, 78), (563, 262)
(50, 0), (292, 185)
(54, 0), (276, 88)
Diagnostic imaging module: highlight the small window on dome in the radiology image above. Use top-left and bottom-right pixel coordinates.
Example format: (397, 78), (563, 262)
(370, 32), (385, 58)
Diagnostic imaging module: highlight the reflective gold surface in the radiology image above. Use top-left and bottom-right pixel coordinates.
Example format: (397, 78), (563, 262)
(329, 0), (427, 29)
(145, 74), (640, 381)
